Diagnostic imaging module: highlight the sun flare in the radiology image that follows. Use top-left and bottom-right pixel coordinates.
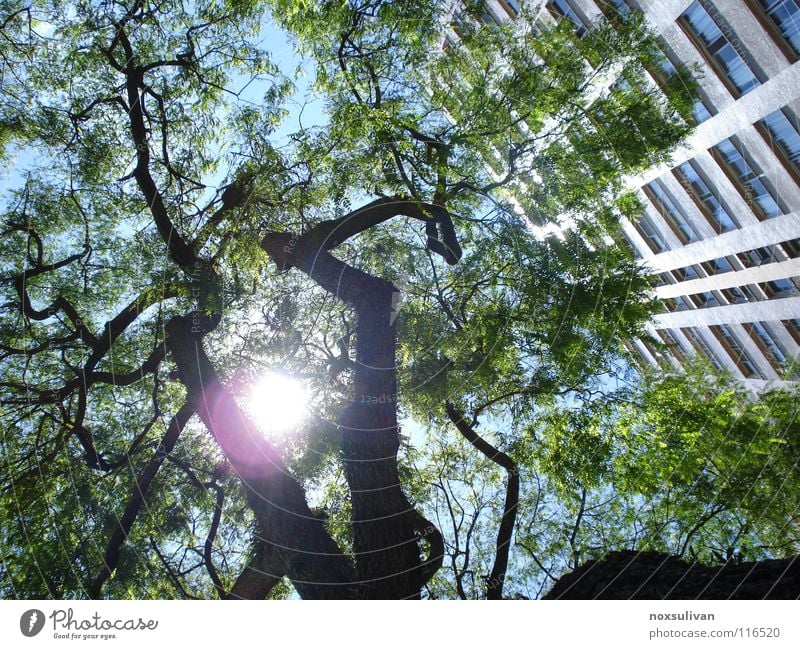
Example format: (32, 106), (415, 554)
(247, 372), (310, 434)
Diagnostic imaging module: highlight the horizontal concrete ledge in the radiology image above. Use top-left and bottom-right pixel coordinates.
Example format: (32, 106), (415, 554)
(742, 378), (800, 392)
(642, 212), (800, 273)
(655, 258), (800, 298)
(653, 296), (800, 327)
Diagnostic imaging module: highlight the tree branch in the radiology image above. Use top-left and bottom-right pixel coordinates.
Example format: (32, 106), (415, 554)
(227, 536), (285, 600)
(116, 22), (198, 268)
(89, 399), (196, 598)
(203, 482), (226, 599)
(266, 196), (462, 266)
(445, 402), (519, 600)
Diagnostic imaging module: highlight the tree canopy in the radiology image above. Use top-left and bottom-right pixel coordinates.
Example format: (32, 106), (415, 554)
(1, 0), (797, 600)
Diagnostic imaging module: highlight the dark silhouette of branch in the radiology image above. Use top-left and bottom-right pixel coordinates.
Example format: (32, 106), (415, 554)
(114, 22), (198, 269)
(679, 503), (727, 558)
(569, 488), (588, 569)
(445, 402), (519, 600)
(203, 482), (226, 598)
(149, 537), (197, 599)
(516, 540), (557, 582)
(278, 196), (462, 265)
(90, 399), (196, 598)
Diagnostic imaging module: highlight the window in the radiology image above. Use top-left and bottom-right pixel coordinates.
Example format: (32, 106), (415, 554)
(683, 327), (724, 369)
(680, 1), (761, 96)
(659, 330), (689, 362)
(690, 290), (721, 308)
(711, 324), (762, 377)
(675, 161), (739, 232)
(759, 109), (800, 178)
(692, 99), (713, 124)
(761, 277), (800, 298)
(702, 256), (734, 275)
(499, 0), (521, 18)
(666, 296), (694, 312)
(634, 215), (667, 253)
(645, 38), (714, 125)
(713, 138), (783, 219)
(640, 337), (671, 368)
(656, 272), (675, 286)
(780, 238), (800, 258)
(784, 318), (800, 345)
(657, 51), (677, 76)
(656, 49), (714, 124)
(738, 246), (777, 267)
(673, 265), (700, 281)
(548, 0), (588, 37)
(754, 0), (800, 57)
(748, 321), (788, 366)
(644, 181), (699, 243)
(721, 285), (760, 303)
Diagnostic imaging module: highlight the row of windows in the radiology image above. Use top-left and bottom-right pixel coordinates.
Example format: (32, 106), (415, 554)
(682, 326), (724, 370)
(643, 180), (700, 244)
(749, 0), (800, 60)
(657, 0), (800, 119)
(636, 106), (800, 252)
(759, 108), (800, 181)
(750, 320), (789, 364)
(650, 43), (714, 125)
(713, 137), (783, 219)
(680, 1), (763, 97)
(646, 319), (798, 378)
(590, 0), (794, 128)
(663, 276), (800, 314)
(550, 0), (798, 120)
(680, 0), (800, 100)
(597, 0), (800, 127)
(711, 323), (763, 377)
(595, 0), (717, 124)
(674, 160), (740, 233)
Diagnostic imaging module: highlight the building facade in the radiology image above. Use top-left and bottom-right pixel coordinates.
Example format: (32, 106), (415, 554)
(462, 0), (800, 389)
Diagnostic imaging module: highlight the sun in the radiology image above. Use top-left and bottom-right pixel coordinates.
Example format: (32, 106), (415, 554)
(246, 372), (310, 435)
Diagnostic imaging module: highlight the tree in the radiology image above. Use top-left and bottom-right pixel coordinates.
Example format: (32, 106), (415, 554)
(4, 0), (789, 601)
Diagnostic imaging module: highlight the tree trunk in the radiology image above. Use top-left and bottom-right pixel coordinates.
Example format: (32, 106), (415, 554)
(338, 288), (422, 599)
(165, 314), (358, 598)
(261, 232), (443, 599)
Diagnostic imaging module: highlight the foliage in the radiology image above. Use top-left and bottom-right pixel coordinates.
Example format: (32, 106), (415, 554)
(2, 0), (790, 601)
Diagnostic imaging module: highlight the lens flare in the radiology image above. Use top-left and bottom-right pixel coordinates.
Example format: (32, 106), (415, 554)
(247, 372), (309, 434)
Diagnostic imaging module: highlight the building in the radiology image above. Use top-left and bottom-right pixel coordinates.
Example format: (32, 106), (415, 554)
(453, 0), (800, 390)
